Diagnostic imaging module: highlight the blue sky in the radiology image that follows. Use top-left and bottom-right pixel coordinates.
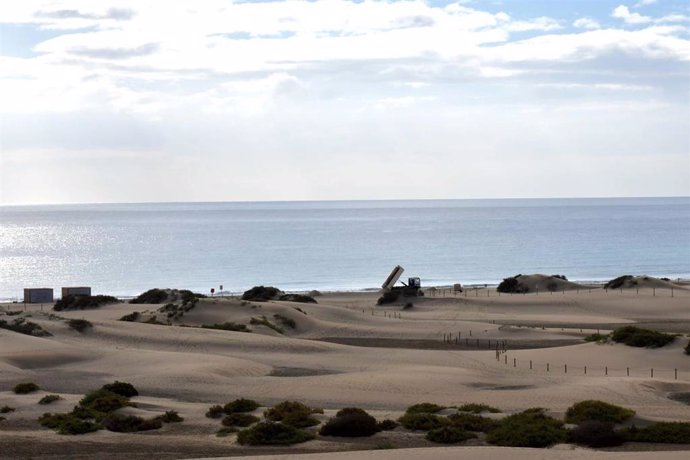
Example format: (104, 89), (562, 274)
(0, 0), (688, 204)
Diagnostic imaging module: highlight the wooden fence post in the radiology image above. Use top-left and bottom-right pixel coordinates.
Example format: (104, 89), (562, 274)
(530, 360), (532, 369)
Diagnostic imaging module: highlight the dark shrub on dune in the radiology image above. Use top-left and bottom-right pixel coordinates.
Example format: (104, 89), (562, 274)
(551, 274), (568, 281)
(242, 286), (282, 301)
(0, 318), (51, 337)
(405, 403), (445, 414)
(222, 413), (260, 427)
(129, 289), (169, 304)
(14, 382), (40, 394)
(237, 421), (314, 445)
(79, 389), (129, 413)
(1, 406), (15, 413)
(457, 403), (501, 414)
(67, 319), (92, 332)
(565, 400), (635, 424)
(279, 294), (317, 303)
(273, 314), (296, 329)
(568, 421), (625, 447)
(623, 422), (690, 443)
(202, 322), (250, 332)
(398, 412), (448, 431)
(264, 401), (319, 428)
(54, 295), (118, 311)
(448, 412), (498, 432)
(157, 410), (183, 423)
(497, 276), (529, 293)
(39, 412), (100, 435)
(604, 275), (635, 289)
(206, 405), (225, 418)
(224, 398), (260, 414)
(426, 425), (477, 444)
(101, 381), (139, 398)
(377, 419), (398, 431)
(39, 394), (61, 405)
(319, 408), (378, 437)
(485, 409), (567, 448)
(119, 311), (140, 322)
(685, 340), (690, 355)
(102, 414), (162, 432)
(610, 326), (675, 348)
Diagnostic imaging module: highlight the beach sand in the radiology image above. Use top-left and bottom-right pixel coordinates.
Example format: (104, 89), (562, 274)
(1, 285), (689, 458)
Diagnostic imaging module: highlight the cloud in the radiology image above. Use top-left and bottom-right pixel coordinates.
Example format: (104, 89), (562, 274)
(613, 4), (689, 25)
(573, 17), (600, 30)
(634, 0), (657, 8)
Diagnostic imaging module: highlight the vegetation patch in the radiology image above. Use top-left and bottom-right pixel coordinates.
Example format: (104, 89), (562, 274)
(497, 276), (529, 294)
(684, 339), (689, 355)
(565, 400), (635, 424)
(319, 409), (378, 437)
(0, 406), (15, 414)
(237, 421), (315, 445)
(426, 425), (477, 444)
(224, 398), (260, 414)
(54, 295), (118, 311)
(216, 426), (237, 437)
(279, 294), (317, 304)
(264, 401), (320, 428)
(604, 275), (635, 290)
(119, 311), (140, 322)
(250, 316), (284, 334)
(273, 314), (296, 329)
(67, 318), (93, 333)
(102, 414), (162, 432)
(448, 412), (498, 432)
(485, 409), (567, 448)
(157, 410), (183, 423)
(0, 318), (51, 337)
(130, 289), (169, 304)
(101, 381), (139, 398)
(242, 286), (283, 302)
(80, 389), (129, 413)
(624, 422), (690, 444)
(457, 403), (500, 414)
(610, 326), (675, 348)
(398, 413), (448, 431)
(38, 394), (62, 405)
(584, 333), (608, 343)
(377, 419), (398, 431)
(568, 421), (626, 448)
(222, 413), (261, 427)
(202, 322), (250, 332)
(206, 405), (225, 419)
(405, 403), (445, 414)
(39, 412), (101, 435)
(14, 382), (40, 394)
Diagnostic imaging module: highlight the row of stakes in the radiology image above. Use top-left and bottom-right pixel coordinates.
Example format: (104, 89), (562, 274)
(427, 287), (676, 297)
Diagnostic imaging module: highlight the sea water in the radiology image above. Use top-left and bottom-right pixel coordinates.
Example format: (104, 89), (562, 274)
(1, 197), (688, 299)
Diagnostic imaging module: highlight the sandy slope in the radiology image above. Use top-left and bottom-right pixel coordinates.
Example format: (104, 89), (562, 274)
(1, 287), (689, 459)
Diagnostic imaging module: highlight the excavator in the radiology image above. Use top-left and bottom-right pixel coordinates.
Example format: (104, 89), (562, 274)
(381, 265), (423, 297)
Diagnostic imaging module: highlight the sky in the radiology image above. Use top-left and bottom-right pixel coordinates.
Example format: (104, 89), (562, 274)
(0, 0), (689, 205)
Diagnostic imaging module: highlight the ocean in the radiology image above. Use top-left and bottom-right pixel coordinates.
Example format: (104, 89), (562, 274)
(1, 197), (688, 300)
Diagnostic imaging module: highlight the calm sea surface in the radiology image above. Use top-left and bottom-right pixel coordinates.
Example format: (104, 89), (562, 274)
(1, 197), (688, 299)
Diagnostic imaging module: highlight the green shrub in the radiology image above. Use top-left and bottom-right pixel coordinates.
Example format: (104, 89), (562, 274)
(319, 411), (378, 437)
(377, 419), (398, 431)
(624, 422), (690, 443)
(568, 421), (626, 447)
(497, 276), (529, 293)
(237, 421), (315, 445)
(216, 426), (237, 437)
(79, 389), (128, 413)
(405, 403), (445, 414)
(14, 382), (40, 394)
(448, 412), (498, 432)
(224, 398), (260, 414)
(457, 403), (500, 414)
(486, 409), (567, 448)
(398, 413), (448, 431)
(279, 294), (317, 304)
(0, 406), (15, 413)
(54, 295), (118, 311)
(101, 381), (139, 398)
(157, 410), (183, 423)
(102, 414), (162, 432)
(565, 400), (635, 424)
(264, 401), (319, 428)
(604, 275), (635, 290)
(611, 326), (675, 348)
(222, 413), (260, 427)
(242, 286), (282, 302)
(273, 314), (296, 329)
(130, 289), (169, 304)
(584, 333), (608, 343)
(119, 311), (140, 322)
(206, 405), (224, 418)
(0, 318), (51, 337)
(202, 322), (250, 332)
(426, 425), (477, 444)
(67, 319), (92, 332)
(39, 394), (62, 405)
(250, 316), (284, 334)
(336, 407), (369, 418)
(39, 412), (101, 435)
(373, 442), (396, 449)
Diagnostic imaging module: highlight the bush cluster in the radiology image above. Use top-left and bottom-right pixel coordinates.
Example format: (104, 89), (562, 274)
(497, 276), (529, 293)
(405, 403), (445, 414)
(485, 409), (567, 448)
(583, 333), (608, 343)
(684, 339), (689, 355)
(457, 403), (500, 414)
(1, 406), (16, 413)
(377, 419), (398, 431)
(426, 425), (477, 444)
(264, 401), (319, 428)
(102, 414), (162, 432)
(38, 394), (62, 405)
(0, 318), (52, 337)
(319, 408), (378, 437)
(119, 311), (140, 322)
(279, 294), (317, 304)
(222, 413), (260, 427)
(565, 400), (635, 424)
(157, 410), (184, 423)
(242, 286), (282, 301)
(568, 421), (625, 447)
(129, 289), (169, 304)
(224, 398), (260, 414)
(610, 326), (675, 348)
(236, 421), (314, 445)
(448, 412), (498, 432)
(101, 381), (139, 398)
(206, 405), (225, 418)
(14, 382), (40, 394)
(624, 422), (690, 444)
(604, 275), (635, 289)
(250, 316), (284, 334)
(398, 412), (448, 431)
(202, 322), (250, 332)
(54, 295), (118, 311)
(39, 412), (101, 435)
(273, 314), (296, 329)
(67, 319), (93, 333)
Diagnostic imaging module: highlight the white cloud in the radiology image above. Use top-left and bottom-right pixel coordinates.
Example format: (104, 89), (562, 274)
(573, 17), (600, 30)
(613, 4), (689, 25)
(634, 0), (657, 8)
